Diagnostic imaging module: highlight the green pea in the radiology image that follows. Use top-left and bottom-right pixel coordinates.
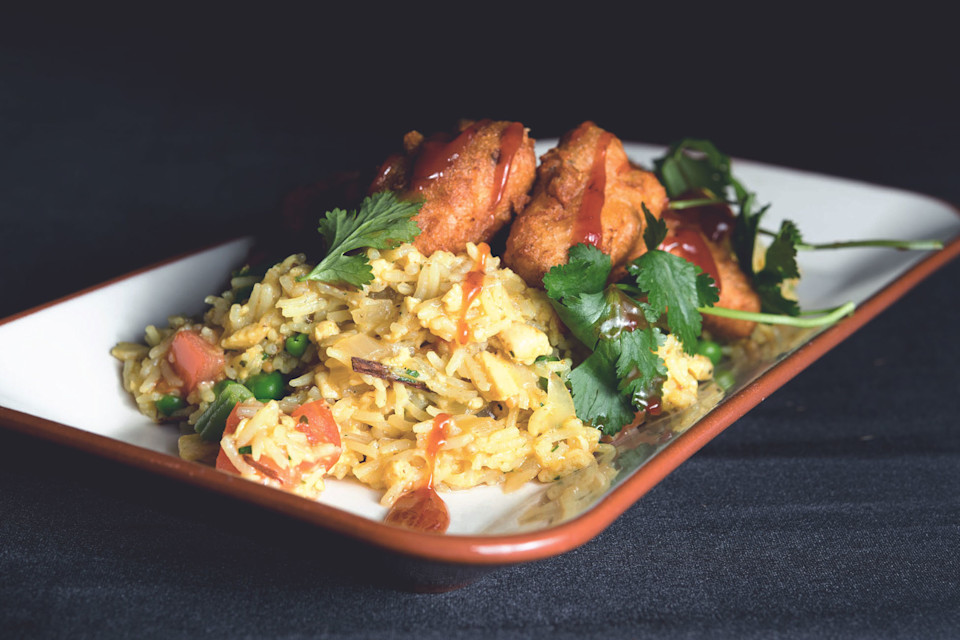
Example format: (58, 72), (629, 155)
(714, 368), (736, 391)
(156, 394), (185, 416)
(244, 371), (286, 401)
(696, 339), (723, 366)
(285, 333), (309, 358)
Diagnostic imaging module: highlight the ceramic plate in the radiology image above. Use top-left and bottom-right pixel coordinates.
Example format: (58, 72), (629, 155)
(2, 142), (958, 568)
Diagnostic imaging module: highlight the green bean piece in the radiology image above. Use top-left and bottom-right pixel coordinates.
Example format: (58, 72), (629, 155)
(244, 371), (285, 401)
(156, 394), (185, 416)
(285, 333), (309, 358)
(194, 381), (253, 441)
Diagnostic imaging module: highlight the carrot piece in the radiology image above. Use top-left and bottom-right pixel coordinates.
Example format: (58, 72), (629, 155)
(168, 330), (225, 394)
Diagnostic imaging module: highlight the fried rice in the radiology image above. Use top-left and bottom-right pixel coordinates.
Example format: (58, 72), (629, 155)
(112, 242), (714, 506)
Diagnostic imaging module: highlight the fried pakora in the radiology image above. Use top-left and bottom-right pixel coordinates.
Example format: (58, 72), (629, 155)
(503, 121), (668, 286)
(370, 119), (537, 256)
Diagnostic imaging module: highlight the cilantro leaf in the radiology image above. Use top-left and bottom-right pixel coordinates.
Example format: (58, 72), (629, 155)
(543, 243), (610, 301)
(730, 192), (768, 279)
(752, 219), (802, 315)
(543, 244), (614, 349)
(762, 219), (802, 280)
(653, 139), (733, 199)
(629, 250), (719, 353)
(755, 274), (801, 316)
(641, 203), (667, 251)
(303, 191), (423, 288)
(551, 290), (610, 350)
(569, 341), (638, 436)
(545, 244), (665, 434)
(547, 224), (721, 433)
(616, 328), (667, 399)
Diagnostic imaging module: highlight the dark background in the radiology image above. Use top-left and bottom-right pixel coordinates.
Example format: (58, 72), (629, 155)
(2, 8), (958, 639)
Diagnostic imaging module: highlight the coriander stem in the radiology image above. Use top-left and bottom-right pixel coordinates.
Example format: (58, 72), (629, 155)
(666, 197), (728, 210)
(699, 302), (856, 327)
(758, 228), (942, 251)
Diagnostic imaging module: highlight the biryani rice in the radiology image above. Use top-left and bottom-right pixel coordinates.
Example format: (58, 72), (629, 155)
(112, 242), (714, 505)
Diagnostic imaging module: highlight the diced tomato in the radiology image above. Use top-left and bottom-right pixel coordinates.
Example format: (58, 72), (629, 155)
(291, 400), (342, 471)
(215, 400), (342, 486)
(168, 330), (225, 394)
(214, 403), (294, 482)
(215, 402), (244, 475)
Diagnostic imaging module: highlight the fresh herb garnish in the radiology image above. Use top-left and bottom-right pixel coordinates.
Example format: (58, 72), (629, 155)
(653, 138), (733, 201)
(655, 138), (802, 316)
(629, 208), (720, 352)
(758, 230), (943, 252)
(544, 219), (718, 435)
(302, 191), (423, 288)
(751, 219), (803, 316)
(238, 445), (253, 455)
(653, 139), (942, 316)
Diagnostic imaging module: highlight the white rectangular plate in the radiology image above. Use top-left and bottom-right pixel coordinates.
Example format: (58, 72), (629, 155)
(2, 142), (958, 542)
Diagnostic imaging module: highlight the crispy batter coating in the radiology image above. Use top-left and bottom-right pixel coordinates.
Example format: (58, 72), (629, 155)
(503, 121), (668, 286)
(703, 234), (761, 340)
(370, 120), (536, 256)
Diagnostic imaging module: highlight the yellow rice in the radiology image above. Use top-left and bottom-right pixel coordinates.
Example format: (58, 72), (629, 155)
(112, 242), (714, 505)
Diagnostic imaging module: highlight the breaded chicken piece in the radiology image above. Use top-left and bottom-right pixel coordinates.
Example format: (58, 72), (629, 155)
(369, 119), (536, 256)
(504, 121), (668, 286)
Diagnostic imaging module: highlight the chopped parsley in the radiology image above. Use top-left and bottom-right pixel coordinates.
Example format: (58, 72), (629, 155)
(238, 446), (253, 455)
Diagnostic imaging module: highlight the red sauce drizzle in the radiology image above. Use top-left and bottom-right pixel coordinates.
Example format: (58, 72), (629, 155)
(384, 413), (452, 533)
(410, 121), (486, 193)
(409, 120), (523, 224)
(663, 190), (736, 243)
(489, 122), (524, 215)
(646, 396), (662, 416)
(457, 242), (491, 345)
(659, 227), (722, 293)
(368, 153), (407, 194)
(571, 131), (615, 249)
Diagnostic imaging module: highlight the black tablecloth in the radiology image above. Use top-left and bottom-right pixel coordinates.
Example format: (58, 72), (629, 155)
(2, 13), (958, 639)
